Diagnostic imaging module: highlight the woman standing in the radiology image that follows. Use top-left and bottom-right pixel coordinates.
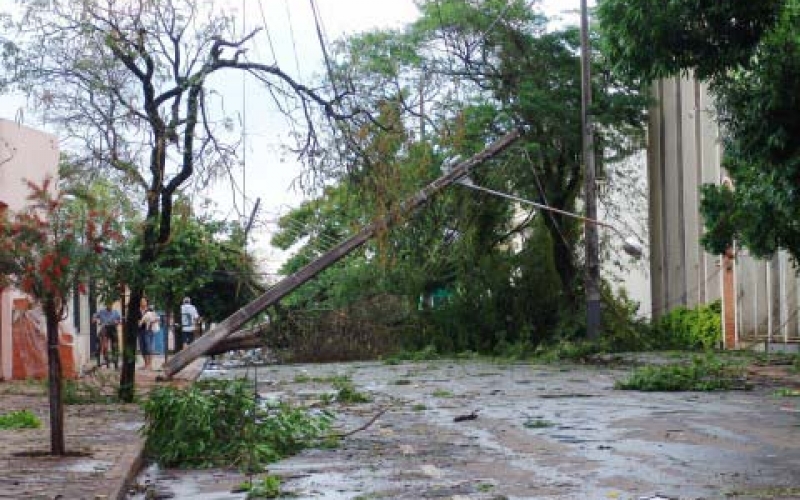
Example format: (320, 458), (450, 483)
(137, 297), (157, 371)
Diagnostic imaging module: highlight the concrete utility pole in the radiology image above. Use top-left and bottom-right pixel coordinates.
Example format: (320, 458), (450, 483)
(580, 0), (601, 339)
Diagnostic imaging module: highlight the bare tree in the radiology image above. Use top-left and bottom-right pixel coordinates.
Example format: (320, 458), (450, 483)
(6, 0), (350, 401)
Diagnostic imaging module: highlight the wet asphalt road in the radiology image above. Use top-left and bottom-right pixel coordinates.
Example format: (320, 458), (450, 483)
(131, 358), (800, 500)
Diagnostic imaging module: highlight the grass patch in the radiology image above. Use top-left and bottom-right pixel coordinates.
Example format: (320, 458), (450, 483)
(333, 377), (371, 404)
(411, 403), (427, 411)
(615, 355), (747, 391)
(393, 379), (412, 385)
(64, 377), (119, 405)
(0, 409), (41, 429)
(523, 418), (554, 429)
(772, 388), (800, 397)
(432, 389), (454, 398)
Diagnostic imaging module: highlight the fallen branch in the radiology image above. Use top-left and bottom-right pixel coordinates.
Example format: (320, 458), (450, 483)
(330, 408), (388, 438)
(453, 409), (479, 422)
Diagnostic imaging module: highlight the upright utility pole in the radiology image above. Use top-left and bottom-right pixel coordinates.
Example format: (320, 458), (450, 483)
(580, 0), (601, 339)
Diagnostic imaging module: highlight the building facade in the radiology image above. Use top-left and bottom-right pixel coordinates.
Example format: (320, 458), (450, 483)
(649, 76), (800, 348)
(0, 118), (97, 379)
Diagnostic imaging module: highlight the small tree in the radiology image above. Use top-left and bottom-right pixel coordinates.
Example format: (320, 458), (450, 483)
(0, 177), (119, 455)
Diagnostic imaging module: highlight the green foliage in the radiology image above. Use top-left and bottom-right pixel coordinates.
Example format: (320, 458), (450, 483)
(240, 475), (282, 499)
(0, 176), (120, 313)
(144, 204), (262, 324)
(652, 301), (722, 350)
(0, 409), (41, 430)
(272, 0), (649, 360)
(599, 0), (800, 262)
(615, 355), (746, 391)
(772, 388), (800, 397)
(597, 0), (784, 81)
(141, 379), (333, 470)
(534, 340), (601, 363)
(522, 418), (554, 429)
(332, 377), (372, 404)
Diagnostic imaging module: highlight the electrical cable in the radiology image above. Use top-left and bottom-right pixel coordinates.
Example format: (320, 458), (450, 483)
(283, 0), (303, 78)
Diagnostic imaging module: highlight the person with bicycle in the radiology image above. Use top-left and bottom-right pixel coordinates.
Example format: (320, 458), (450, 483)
(93, 302), (121, 369)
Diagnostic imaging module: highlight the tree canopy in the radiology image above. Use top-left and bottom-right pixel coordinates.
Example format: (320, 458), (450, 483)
(598, 0), (800, 261)
(274, 0), (649, 351)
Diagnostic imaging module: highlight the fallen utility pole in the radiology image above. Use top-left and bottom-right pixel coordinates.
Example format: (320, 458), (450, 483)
(205, 321), (271, 356)
(162, 128), (521, 377)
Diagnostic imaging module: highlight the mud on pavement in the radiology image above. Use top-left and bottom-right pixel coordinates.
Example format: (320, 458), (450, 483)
(136, 358), (800, 500)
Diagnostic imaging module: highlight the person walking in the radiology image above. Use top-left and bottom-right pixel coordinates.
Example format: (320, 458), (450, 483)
(92, 302), (121, 369)
(138, 298), (159, 370)
(180, 297), (200, 347)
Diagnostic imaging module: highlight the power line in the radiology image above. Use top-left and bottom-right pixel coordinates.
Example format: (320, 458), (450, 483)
(283, 0), (303, 77)
(309, 0), (339, 96)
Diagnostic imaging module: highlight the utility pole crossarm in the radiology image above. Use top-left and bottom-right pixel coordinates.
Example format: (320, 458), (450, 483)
(161, 128), (521, 377)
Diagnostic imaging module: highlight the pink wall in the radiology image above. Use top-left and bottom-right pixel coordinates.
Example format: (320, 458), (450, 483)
(0, 119), (60, 380)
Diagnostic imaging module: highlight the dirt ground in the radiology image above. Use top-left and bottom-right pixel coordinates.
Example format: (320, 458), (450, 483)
(133, 357), (800, 500)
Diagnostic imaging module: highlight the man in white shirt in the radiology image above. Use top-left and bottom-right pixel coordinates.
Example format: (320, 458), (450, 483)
(180, 296), (200, 347)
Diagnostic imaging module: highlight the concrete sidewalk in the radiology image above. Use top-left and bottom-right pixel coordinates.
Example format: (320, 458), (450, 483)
(0, 356), (205, 500)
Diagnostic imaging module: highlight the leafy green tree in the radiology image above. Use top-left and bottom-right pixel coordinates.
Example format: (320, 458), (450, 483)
(150, 207), (263, 331)
(0, 177), (119, 455)
(598, 0), (800, 260)
(292, 0), (647, 349)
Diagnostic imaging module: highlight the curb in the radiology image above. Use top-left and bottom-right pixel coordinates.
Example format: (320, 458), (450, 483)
(109, 357), (206, 499)
(109, 438), (146, 500)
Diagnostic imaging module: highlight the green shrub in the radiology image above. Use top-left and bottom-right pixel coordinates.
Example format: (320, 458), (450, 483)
(652, 301), (722, 350)
(141, 378), (333, 470)
(0, 409), (41, 429)
(615, 355), (746, 391)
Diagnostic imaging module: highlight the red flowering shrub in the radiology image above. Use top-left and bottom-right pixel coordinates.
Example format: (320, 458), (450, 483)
(0, 176), (120, 318)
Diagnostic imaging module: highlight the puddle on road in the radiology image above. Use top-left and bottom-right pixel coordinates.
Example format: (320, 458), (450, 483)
(113, 421), (142, 432)
(57, 459), (113, 473)
(128, 464), (247, 500)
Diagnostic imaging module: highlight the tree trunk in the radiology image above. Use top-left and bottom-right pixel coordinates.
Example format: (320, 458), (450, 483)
(44, 300), (65, 455)
(119, 288), (143, 402)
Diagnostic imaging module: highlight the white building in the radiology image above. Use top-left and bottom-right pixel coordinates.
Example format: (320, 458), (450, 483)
(648, 76), (800, 349)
